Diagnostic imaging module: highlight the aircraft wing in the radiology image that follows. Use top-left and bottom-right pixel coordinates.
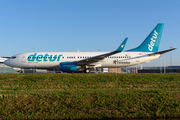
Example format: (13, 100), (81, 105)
(76, 38), (128, 66)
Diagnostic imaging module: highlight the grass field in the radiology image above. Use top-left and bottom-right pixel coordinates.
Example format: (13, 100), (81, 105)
(0, 73), (180, 119)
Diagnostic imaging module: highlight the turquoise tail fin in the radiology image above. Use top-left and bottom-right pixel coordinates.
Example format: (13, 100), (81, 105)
(126, 23), (164, 52)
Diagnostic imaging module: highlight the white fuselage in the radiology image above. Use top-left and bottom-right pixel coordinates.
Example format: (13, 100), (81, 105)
(4, 52), (160, 69)
(3, 23), (166, 71)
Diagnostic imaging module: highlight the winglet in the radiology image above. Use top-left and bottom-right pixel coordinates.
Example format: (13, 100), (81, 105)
(115, 37), (128, 52)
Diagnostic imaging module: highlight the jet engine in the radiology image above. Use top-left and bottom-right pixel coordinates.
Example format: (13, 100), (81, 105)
(59, 62), (82, 71)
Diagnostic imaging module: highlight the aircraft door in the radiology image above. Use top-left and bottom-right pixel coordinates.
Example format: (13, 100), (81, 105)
(136, 58), (139, 62)
(136, 53), (140, 63)
(21, 56), (26, 62)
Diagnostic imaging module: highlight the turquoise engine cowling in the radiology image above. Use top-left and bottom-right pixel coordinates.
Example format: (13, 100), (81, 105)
(60, 62), (78, 71)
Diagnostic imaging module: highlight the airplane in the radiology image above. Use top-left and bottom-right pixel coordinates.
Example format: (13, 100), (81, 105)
(4, 23), (176, 73)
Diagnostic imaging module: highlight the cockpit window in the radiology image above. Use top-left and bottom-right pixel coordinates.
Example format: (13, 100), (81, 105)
(10, 56), (16, 59)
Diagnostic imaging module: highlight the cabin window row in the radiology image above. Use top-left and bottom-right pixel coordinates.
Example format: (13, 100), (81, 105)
(106, 56), (131, 59)
(66, 56), (131, 59)
(28, 56), (130, 59)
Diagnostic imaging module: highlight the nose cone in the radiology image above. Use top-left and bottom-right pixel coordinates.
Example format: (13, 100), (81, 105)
(3, 59), (11, 66)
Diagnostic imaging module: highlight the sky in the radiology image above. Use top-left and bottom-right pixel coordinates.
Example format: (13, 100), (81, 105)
(0, 0), (180, 67)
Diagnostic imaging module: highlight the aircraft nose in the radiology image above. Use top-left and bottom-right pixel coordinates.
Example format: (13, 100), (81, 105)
(3, 60), (10, 66)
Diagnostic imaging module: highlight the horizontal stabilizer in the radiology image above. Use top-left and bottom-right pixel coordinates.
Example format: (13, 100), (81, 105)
(117, 48), (177, 62)
(148, 48), (176, 56)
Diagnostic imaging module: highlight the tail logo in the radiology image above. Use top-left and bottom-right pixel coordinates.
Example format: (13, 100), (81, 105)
(148, 30), (158, 51)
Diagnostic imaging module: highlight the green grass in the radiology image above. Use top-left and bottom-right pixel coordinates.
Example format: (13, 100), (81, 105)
(0, 73), (180, 119)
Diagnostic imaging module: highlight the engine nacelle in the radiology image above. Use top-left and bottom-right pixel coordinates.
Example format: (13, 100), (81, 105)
(60, 62), (82, 71)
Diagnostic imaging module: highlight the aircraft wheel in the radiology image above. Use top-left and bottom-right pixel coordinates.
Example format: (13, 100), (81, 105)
(86, 69), (89, 73)
(84, 69), (89, 73)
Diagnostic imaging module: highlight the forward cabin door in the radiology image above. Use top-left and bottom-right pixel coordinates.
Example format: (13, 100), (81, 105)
(136, 53), (140, 63)
(21, 56), (26, 62)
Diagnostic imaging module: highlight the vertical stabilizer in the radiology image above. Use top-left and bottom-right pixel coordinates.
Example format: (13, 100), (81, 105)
(126, 23), (164, 52)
